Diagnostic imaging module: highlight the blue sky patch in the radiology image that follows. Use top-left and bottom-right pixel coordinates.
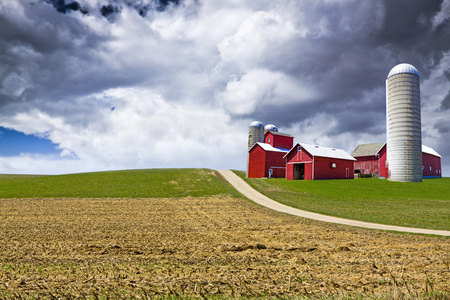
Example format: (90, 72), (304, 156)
(0, 127), (61, 157)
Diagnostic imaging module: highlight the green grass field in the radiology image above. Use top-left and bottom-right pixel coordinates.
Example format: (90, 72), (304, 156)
(1, 168), (448, 231)
(235, 170), (450, 231)
(0, 169), (241, 199)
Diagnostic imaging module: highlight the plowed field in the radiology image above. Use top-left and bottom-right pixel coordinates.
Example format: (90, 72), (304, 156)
(1, 196), (449, 299)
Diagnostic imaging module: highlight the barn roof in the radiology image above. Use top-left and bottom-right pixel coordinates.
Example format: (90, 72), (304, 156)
(351, 143), (386, 157)
(264, 130), (293, 138)
(285, 143), (356, 161)
(351, 143), (441, 158)
(422, 145), (441, 157)
(249, 142), (290, 153)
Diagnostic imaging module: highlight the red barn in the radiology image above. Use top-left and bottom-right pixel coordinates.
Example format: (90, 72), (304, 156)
(265, 130), (294, 150)
(285, 143), (356, 180)
(351, 143), (387, 178)
(421, 145), (442, 178)
(247, 131), (294, 178)
(351, 143), (442, 179)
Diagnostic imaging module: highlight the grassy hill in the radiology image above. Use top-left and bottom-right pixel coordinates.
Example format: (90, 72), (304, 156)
(236, 170), (450, 231)
(1, 168), (448, 231)
(0, 169), (241, 199)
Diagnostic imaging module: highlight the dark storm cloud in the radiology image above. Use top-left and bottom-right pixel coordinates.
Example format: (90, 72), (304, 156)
(371, 0), (449, 73)
(0, 0), (186, 117)
(47, 0), (88, 14)
(433, 120), (450, 169)
(0, 2), (107, 106)
(439, 71), (450, 110)
(245, 0), (450, 138)
(47, 0), (182, 19)
(440, 90), (450, 111)
(100, 4), (122, 20)
(435, 121), (450, 134)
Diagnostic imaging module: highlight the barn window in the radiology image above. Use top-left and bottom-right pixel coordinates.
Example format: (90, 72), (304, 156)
(268, 138), (271, 143)
(430, 166), (432, 171)
(298, 145), (302, 152)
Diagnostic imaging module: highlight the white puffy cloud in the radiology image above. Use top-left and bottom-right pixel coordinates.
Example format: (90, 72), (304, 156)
(0, 87), (247, 174)
(218, 11), (301, 72)
(217, 69), (316, 115)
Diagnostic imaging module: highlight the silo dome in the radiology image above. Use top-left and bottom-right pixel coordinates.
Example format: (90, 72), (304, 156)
(388, 63), (419, 78)
(249, 121), (264, 127)
(265, 124), (278, 132)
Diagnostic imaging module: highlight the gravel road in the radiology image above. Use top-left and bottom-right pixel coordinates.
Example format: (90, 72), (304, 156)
(217, 169), (450, 236)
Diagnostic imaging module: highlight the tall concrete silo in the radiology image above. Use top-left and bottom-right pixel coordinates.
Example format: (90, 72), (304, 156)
(247, 121), (264, 177)
(386, 63), (422, 182)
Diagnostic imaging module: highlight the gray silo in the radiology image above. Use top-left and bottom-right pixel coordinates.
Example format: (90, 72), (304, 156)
(247, 121), (264, 177)
(386, 63), (422, 182)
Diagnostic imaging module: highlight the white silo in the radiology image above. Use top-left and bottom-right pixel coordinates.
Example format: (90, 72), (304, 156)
(264, 124), (278, 132)
(386, 63), (422, 182)
(247, 121), (264, 177)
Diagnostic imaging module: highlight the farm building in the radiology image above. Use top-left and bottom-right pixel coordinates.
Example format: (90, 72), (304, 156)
(422, 145), (442, 178)
(284, 143), (356, 180)
(351, 143), (387, 178)
(351, 143), (442, 179)
(247, 130), (294, 178)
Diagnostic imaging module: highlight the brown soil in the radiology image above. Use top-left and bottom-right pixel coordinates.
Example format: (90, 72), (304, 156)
(0, 196), (449, 299)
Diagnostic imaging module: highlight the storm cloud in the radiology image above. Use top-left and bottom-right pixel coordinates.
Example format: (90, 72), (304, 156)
(0, 0), (449, 174)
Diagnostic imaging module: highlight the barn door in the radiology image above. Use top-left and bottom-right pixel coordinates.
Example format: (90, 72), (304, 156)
(294, 164), (305, 180)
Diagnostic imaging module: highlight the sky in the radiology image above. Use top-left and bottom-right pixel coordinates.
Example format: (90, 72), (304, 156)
(0, 0), (449, 175)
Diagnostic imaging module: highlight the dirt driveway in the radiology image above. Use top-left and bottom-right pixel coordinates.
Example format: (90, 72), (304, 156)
(217, 170), (450, 236)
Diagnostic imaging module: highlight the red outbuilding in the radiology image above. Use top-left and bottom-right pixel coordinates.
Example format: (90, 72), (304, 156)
(284, 143), (356, 180)
(247, 131), (294, 178)
(265, 130), (294, 150)
(421, 145), (442, 178)
(351, 143), (387, 178)
(351, 143), (442, 179)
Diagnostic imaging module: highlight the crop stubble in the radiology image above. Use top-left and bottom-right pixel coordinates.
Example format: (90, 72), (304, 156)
(0, 196), (449, 299)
